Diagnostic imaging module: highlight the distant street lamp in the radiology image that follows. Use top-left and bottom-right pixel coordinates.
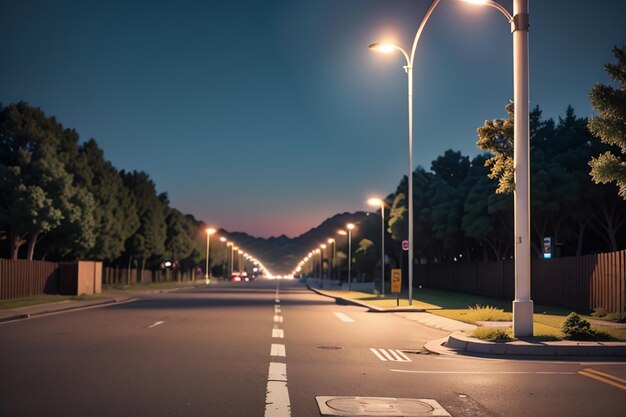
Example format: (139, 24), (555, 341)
(320, 244), (327, 281)
(369, 0), (441, 306)
(337, 230), (348, 284)
(463, 0), (533, 337)
(205, 228), (216, 285)
(327, 238), (335, 281)
(368, 197), (386, 295)
(315, 248), (322, 280)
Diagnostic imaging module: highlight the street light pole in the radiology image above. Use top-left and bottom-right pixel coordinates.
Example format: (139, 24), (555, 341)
(346, 223), (355, 292)
(369, 0), (442, 306)
(205, 228), (216, 285)
(368, 197), (386, 295)
(463, 0), (533, 338)
(328, 238), (335, 281)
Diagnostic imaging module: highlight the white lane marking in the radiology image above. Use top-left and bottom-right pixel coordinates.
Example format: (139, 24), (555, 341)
(273, 328), (284, 338)
(370, 348), (388, 361)
(370, 348), (411, 362)
(148, 321), (165, 329)
(265, 380), (291, 417)
(390, 369), (577, 375)
(271, 344), (286, 357)
(274, 315), (283, 323)
(333, 312), (355, 323)
(275, 298), (280, 303)
(275, 305), (281, 313)
(268, 362), (287, 382)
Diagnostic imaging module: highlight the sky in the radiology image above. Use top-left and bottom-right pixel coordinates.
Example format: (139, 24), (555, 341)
(2, 0), (625, 238)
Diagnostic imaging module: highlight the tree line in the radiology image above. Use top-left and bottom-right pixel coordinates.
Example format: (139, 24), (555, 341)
(0, 102), (236, 276)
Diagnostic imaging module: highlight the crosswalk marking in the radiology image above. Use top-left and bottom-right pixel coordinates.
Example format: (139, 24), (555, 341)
(272, 328), (284, 338)
(333, 312), (355, 323)
(271, 343), (286, 357)
(370, 348), (411, 362)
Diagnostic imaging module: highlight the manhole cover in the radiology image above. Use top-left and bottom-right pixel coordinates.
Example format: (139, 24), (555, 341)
(316, 396), (451, 417)
(316, 345), (344, 350)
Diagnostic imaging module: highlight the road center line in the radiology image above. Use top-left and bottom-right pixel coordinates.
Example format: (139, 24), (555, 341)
(273, 328), (284, 338)
(148, 321), (164, 329)
(274, 315), (283, 323)
(333, 312), (355, 322)
(271, 344), (286, 357)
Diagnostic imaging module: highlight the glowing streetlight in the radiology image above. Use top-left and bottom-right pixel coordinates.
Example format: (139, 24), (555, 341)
(205, 228), (216, 285)
(369, 0), (442, 305)
(327, 238), (336, 281)
(368, 197), (386, 295)
(463, 0), (532, 338)
(346, 223), (355, 292)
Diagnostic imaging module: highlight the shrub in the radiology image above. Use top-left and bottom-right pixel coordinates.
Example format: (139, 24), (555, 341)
(472, 327), (512, 341)
(562, 312), (612, 341)
(604, 312), (626, 323)
(591, 307), (608, 318)
(466, 304), (511, 323)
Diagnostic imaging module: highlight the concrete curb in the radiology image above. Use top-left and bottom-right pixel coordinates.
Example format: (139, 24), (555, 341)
(424, 331), (626, 357)
(0, 298), (133, 323)
(307, 286), (426, 313)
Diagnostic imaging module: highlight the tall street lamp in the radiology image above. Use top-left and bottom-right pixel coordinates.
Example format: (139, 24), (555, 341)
(315, 248), (322, 280)
(220, 237), (227, 279)
(369, 0), (442, 306)
(205, 228), (216, 285)
(346, 223), (355, 292)
(464, 0), (533, 337)
(368, 197), (386, 295)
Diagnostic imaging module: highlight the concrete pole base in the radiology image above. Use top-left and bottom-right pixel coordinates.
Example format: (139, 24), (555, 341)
(513, 299), (534, 337)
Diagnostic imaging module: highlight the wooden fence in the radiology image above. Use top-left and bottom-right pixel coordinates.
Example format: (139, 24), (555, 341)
(102, 267), (196, 285)
(0, 259), (59, 299)
(0, 260), (196, 300)
(415, 250), (626, 313)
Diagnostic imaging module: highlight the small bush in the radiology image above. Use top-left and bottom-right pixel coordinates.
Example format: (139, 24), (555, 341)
(603, 312), (626, 323)
(562, 312), (612, 341)
(472, 327), (512, 341)
(466, 304), (511, 323)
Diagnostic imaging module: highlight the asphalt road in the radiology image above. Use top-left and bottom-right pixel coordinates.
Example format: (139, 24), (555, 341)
(1, 279), (625, 417)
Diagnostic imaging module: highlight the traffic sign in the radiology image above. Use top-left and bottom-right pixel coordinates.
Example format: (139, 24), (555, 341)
(391, 269), (402, 293)
(402, 240), (409, 251)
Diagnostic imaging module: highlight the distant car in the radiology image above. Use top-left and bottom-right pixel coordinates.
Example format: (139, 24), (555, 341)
(231, 272), (250, 283)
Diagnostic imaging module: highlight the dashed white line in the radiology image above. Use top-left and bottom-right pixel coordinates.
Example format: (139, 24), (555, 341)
(275, 305), (282, 313)
(148, 321), (164, 328)
(271, 344), (286, 357)
(273, 328), (284, 338)
(274, 315), (283, 323)
(333, 312), (355, 322)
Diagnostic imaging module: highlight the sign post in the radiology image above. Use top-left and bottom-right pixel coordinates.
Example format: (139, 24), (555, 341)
(391, 268), (402, 306)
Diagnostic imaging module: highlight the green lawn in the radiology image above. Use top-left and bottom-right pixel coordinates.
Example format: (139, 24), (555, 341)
(324, 287), (626, 341)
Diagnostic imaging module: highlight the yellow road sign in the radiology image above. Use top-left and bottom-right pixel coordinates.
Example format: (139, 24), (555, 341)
(391, 269), (402, 293)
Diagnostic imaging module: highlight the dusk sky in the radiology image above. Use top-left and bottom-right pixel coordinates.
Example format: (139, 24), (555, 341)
(2, 0), (625, 238)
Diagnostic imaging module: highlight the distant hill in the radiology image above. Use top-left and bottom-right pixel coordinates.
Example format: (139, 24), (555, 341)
(221, 211), (369, 274)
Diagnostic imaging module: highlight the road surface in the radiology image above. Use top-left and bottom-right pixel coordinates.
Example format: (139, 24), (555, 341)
(1, 279), (625, 416)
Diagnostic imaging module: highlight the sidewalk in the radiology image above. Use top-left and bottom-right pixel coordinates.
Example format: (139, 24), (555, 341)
(309, 286), (626, 358)
(0, 285), (191, 323)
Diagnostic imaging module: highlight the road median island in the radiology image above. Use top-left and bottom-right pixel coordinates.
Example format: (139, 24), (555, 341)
(307, 286), (440, 312)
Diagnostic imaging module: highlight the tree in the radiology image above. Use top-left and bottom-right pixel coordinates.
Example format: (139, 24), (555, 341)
(0, 102), (95, 259)
(588, 44), (626, 199)
(122, 171), (167, 271)
(66, 139), (139, 260)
